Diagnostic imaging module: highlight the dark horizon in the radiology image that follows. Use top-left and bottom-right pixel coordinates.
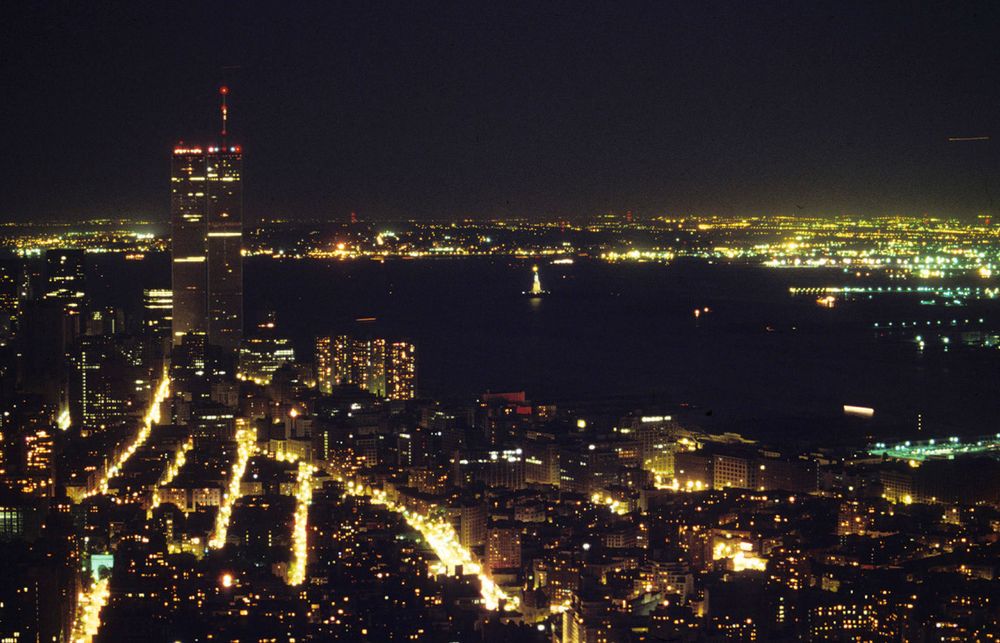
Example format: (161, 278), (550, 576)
(4, 2), (1000, 223)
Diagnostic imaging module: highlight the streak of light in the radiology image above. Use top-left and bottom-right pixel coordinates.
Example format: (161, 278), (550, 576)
(287, 461), (315, 586)
(209, 420), (257, 549)
(149, 435), (194, 512)
(71, 578), (110, 643)
(352, 483), (518, 611)
(85, 374), (171, 498)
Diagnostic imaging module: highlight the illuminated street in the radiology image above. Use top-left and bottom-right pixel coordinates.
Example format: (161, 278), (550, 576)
(287, 461), (315, 586)
(208, 422), (257, 549)
(87, 374), (171, 498)
(70, 578), (109, 643)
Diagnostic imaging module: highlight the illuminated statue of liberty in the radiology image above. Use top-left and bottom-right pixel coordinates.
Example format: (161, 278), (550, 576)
(525, 265), (549, 297)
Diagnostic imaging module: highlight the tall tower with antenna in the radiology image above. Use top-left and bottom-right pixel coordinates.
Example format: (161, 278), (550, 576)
(170, 87), (243, 359)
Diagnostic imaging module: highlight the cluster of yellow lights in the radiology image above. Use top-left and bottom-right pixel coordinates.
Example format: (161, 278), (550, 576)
(71, 578), (110, 643)
(86, 374), (171, 498)
(149, 435), (194, 512)
(590, 492), (629, 515)
(601, 249), (674, 262)
(235, 372), (271, 386)
(653, 475), (707, 492)
(287, 461), (315, 586)
(209, 422), (257, 549)
(353, 483), (518, 611)
(712, 541), (768, 572)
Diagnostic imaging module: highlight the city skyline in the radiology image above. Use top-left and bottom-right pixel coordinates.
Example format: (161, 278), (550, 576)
(3, 4), (1000, 642)
(4, 3), (1000, 223)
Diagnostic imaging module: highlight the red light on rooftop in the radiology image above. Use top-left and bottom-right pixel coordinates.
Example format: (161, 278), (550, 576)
(220, 86), (229, 95)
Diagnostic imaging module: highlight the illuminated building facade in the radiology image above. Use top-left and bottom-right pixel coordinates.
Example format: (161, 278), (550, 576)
(71, 335), (129, 432)
(486, 522), (521, 572)
(0, 259), (20, 345)
(317, 334), (417, 399)
(143, 288), (173, 342)
(43, 249), (85, 307)
(171, 90), (243, 356)
(238, 315), (295, 384)
(387, 341), (417, 400)
(22, 426), (54, 496)
(315, 335), (333, 394)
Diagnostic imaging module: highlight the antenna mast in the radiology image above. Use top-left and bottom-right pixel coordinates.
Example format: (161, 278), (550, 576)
(220, 86), (229, 139)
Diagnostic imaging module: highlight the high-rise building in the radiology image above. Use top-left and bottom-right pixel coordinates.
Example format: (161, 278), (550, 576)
(238, 314), (295, 384)
(0, 259), (20, 346)
(71, 335), (130, 432)
(315, 336), (333, 394)
(43, 249), (85, 308)
(143, 289), (173, 341)
(321, 334), (417, 399)
(387, 341), (417, 400)
(171, 87), (243, 357)
(486, 521), (522, 573)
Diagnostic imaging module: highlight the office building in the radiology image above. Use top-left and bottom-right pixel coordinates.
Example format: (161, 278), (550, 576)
(71, 335), (130, 432)
(143, 289), (173, 342)
(171, 87), (243, 356)
(317, 334), (417, 400)
(238, 314), (295, 384)
(43, 249), (85, 308)
(486, 521), (522, 573)
(315, 335), (333, 394)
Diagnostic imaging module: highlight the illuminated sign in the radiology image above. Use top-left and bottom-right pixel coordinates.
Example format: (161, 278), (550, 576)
(90, 553), (114, 582)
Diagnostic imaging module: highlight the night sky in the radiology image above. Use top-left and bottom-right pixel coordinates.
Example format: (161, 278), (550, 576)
(3, 1), (1000, 222)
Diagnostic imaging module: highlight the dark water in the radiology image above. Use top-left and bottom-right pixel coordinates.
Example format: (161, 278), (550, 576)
(93, 255), (1000, 442)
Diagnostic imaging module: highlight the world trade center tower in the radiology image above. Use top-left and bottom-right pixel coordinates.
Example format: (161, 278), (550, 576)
(170, 87), (243, 356)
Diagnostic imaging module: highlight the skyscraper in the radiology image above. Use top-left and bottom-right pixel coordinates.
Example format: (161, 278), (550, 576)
(320, 334), (417, 400)
(171, 87), (243, 357)
(43, 249), (85, 308)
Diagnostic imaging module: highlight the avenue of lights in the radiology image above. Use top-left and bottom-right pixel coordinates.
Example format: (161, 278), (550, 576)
(148, 435), (194, 512)
(352, 482), (519, 612)
(70, 577), (110, 643)
(287, 461), (315, 586)
(208, 421), (256, 549)
(86, 374), (171, 498)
